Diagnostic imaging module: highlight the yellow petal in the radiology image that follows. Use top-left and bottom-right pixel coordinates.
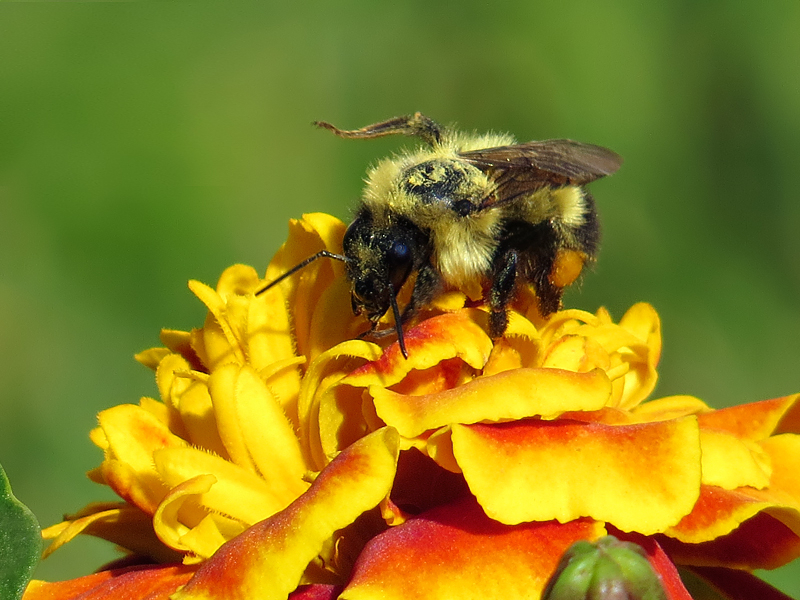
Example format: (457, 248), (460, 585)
(98, 404), (187, 512)
(264, 214), (348, 362)
(208, 364), (306, 495)
(176, 380), (229, 460)
(43, 503), (181, 563)
(153, 445), (299, 525)
(298, 340), (384, 470)
(631, 395), (712, 422)
(188, 279), (245, 369)
(699, 428), (771, 489)
(135, 346), (171, 370)
(153, 474), (246, 559)
(371, 368), (612, 438)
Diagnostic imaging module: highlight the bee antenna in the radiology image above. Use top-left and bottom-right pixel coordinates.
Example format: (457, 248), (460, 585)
(386, 282), (409, 359)
(255, 250), (349, 296)
(315, 112), (442, 147)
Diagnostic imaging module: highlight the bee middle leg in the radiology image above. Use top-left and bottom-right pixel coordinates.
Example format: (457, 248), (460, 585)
(488, 249), (518, 338)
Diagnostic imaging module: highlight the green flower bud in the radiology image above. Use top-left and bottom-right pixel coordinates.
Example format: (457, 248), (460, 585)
(542, 536), (667, 600)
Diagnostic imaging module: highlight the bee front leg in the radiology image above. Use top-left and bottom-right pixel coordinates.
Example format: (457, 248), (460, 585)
(488, 249), (518, 338)
(401, 263), (442, 324)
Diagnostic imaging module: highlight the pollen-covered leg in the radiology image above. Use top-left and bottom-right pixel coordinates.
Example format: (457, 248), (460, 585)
(402, 263), (443, 325)
(488, 249), (518, 338)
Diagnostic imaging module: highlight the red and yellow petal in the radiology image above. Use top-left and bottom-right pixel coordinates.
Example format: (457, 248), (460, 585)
(698, 394), (800, 441)
(663, 484), (800, 565)
(341, 496), (607, 600)
(344, 311), (493, 391)
(23, 564), (196, 600)
(173, 427), (400, 600)
(452, 417), (702, 533)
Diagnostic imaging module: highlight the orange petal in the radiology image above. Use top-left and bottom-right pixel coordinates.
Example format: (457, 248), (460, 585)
(371, 368), (612, 438)
(341, 496), (606, 600)
(452, 417), (702, 533)
(173, 427), (400, 600)
(23, 564), (195, 600)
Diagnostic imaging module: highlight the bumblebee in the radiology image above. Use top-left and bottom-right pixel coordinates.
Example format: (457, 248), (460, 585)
(257, 113), (622, 358)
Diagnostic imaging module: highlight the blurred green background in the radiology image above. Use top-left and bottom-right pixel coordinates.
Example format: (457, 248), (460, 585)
(1, 2), (798, 596)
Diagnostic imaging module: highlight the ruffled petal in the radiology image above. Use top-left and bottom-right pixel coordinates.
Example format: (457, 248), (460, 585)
(666, 485), (800, 544)
(371, 368), (612, 438)
(341, 496), (607, 600)
(452, 417), (702, 533)
(173, 427), (400, 600)
(42, 503), (180, 563)
(264, 214), (348, 363)
(344, 312), (493, 390)
(23, 564), (195, 600)
(208, 364), (307, 495)
(698, 395), (800, 440)
(96, 404), (188, 513)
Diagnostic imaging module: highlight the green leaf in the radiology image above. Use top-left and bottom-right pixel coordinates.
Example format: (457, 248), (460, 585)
(0, 462), (42, 600)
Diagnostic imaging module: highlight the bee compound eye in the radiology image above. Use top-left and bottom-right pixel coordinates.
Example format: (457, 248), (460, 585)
(389, 241), (410, 263)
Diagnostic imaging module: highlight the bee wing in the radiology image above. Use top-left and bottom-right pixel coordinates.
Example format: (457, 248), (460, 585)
(460, 139), (622, 207)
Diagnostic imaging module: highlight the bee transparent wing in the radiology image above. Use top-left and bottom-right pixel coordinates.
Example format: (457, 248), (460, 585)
(460, 139), (622, 206)
(461, 139), (622, 183)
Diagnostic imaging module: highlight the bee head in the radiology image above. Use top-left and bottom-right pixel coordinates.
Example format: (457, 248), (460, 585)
(342, 210), (426, 324)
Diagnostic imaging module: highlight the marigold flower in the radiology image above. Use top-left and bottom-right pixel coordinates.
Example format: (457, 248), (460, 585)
(24, 214), (800, 600)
